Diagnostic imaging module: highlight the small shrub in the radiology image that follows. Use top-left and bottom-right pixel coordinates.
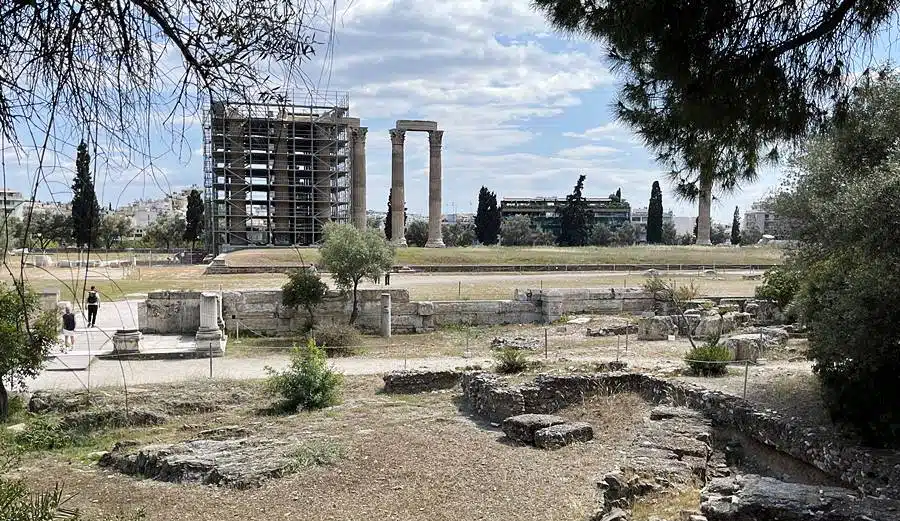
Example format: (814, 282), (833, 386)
(684, 343), (732, 376)
(755, 266), (800, 309)
(494, 347), (529, 374)
(282, 268), (328, 331)
(290, 440), (344, 468)
(673, 280), (699, 302)
(13, 416), (70, 451)
(265, 339), (343, 412)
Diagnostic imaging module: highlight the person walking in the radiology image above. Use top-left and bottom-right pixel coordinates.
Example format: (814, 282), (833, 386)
(86, 286), (100, 328)
(62, 307), (77, 347)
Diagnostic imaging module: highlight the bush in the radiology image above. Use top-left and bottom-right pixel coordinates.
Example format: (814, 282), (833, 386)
(265, 339), (343, 412)
(309, 323), (362, 356)
(754, 266), (800, 309)
(493, 347), (529, 374)
(13, 416), (70, 451)
(282, 268), (328, 330)
(684, 343), (732, 376)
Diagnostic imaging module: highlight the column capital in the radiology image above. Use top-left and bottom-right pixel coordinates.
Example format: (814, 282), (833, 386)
(428, 129), (444, 149)
(352, 126), (368, 145)
(389, 128), (406, 146)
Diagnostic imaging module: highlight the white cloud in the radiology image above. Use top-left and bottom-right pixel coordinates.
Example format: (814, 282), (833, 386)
(563, 122), (643, 145)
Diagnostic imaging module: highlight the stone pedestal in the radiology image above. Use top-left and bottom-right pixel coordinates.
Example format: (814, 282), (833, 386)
(196, 292), (226, 357)
(40, 289), (59, 313)
(381, 293), (392, 338)
(351, 127), (368, 230)
(389, 129), (408, 247)
(112, 329), (143, 354)
(425, 130), (445, 248)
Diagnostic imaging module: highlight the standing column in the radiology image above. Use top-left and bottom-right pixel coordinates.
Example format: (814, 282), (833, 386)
(351, 127), (368, 230)
(425, 130), (445, 247)
(389, 129), (407, 246)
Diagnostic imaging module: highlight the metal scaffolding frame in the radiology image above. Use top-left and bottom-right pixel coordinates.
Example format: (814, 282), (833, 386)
(203, 92), (352, 254)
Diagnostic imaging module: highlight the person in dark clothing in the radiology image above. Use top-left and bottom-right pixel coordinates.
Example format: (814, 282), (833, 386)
(62, 307), (76, 347)
(86, 286), (100, 327)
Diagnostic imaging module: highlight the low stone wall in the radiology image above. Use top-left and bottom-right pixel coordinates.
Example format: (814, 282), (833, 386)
(207, 262), (780, 275)
(459, 372), (900, 497)
(137, 287), (669, 335)
(382, 370), (461, 394)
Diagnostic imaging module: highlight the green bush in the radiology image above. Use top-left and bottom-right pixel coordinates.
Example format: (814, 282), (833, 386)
(13, 416), (70, 451)
(265, 339), (343, 412)
(754, 266), (800, 309)
(684, 343), (732, 376)
(282, 268), (328, 330)
(493, 347), (529, 374)
(290, 440), (345, 468)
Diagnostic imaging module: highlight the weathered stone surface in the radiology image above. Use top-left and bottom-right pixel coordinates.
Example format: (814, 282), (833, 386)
(99, 437), (297, 489)
(6, 423), (26, 433)
(533, 422), (593, 449)
(701, 475), (900, 521)
(501, 414), (567, 444)
(587, 325), (638, 337)
(723, 311), (751, 327)
(723, 335), (763, 362)
(638, 316), (676, 340)
(382, 370), (461, 394)
(490, 336), (540, 350)
(694, 314), (723, 339)
(717, 304), (740, 314)
(60, 407), (168, 432)
(741, 326), (790, 347)
(745, 299), (786, 325)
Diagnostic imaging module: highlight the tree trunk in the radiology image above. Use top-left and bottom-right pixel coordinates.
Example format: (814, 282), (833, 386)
(349, 280), (359, 325)
(696, 178), (712, 245)
(0, 380), (8, 421)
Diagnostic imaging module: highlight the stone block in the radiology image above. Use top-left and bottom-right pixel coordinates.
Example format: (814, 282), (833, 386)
(112, 329), (142, 354)
(693, 315), (723, 339)
(638, 316), (675, 340)
(383, 370), (461, 394)
(416, 301), (435, 316)
(502, 414), (567, 444)
(533, 422), (594, 449)
(723, 334), (763, 362)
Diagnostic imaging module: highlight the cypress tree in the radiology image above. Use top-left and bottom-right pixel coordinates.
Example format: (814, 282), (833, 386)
(731, 206), (741, 245)
(71, 141), (100, 248)
(474, 186), (501, 245)
(557, 174), (591, 246)
(646, 181), (663, 243)
(384, 189), (393, 240)
(184, 189), (204, 249)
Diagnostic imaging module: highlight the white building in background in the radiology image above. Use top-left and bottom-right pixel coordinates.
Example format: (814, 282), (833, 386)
(630, 207), (676, 242)
(0, 188), (26, 219)
(116, 188), (194, 239)
(442, 213), (474, 225)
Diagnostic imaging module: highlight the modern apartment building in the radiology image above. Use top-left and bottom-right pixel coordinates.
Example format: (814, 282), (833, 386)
(499, 196), (631, 235)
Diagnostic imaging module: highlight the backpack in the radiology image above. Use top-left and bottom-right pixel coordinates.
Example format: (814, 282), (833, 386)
(87, 292), (98, 305)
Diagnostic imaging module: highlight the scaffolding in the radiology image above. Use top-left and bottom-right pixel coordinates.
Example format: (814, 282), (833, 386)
(203, 92), (352, 254)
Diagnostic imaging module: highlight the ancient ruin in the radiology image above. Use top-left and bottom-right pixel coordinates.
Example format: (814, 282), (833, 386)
(389, 120), (445, 247)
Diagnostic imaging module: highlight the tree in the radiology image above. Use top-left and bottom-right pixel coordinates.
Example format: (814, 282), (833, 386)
(319, 223), (394, 325)
(474, 186), (501, 245)
(282, 268), (328, 330)
(30, 211), (71, 249)
(97, 214), (133, 249)
(647, 181), (664, 244)
(614, 222), (636, 246)
(661, 221), (677, 245)
(615, 188), (621, 201)
(588, 223), (613, 246)
(404, 220), (428, 247)
(366, 216), (383, 230)
(741, 224), (763, 245)
(384, 188), (407, 241)
(71, 141), (101, 248)
(531, 0), (897, 179)
(709, 223), (729, 245)
(442, 223), (475, 247)
(500, 215), (541, 246)
(143, 212), (186, 251)
(778, 75), (900, 446)
(556, 174), (591, 246)
(0, 282), (57, 419)
(0, 216), (23, 251)
(183, 189), (204, 249)
(731, 207), (741, 245)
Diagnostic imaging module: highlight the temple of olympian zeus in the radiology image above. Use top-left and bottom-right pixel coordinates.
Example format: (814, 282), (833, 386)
(350, 119), (445, 248)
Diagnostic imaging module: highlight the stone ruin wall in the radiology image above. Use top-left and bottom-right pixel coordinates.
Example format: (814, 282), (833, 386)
(459, 371), (900, 498)
(138, 287), (684, 335)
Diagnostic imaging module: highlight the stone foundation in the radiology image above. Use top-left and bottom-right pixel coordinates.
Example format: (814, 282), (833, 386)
(459, 372), (900, 497)
(382, 370), (461, 394)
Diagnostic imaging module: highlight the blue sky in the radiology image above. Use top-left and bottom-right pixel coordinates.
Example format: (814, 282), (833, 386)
(4, 0), (800, 224)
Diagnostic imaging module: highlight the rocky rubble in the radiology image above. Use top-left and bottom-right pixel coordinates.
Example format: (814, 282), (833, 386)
(382, 370), (461, 394)
(490, 336), (541, 350)
(501, 413), (594, 449)
(701, 475), (900, 521)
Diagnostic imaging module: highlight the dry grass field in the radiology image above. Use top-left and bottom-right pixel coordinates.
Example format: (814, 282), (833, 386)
(226, 245), (784, 267)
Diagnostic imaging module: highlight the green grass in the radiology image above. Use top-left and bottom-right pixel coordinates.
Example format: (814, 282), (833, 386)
(226, 245), (784, 267)
(289, 440), (345, 468)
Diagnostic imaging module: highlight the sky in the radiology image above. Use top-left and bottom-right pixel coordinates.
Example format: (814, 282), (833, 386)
(1, 0), (817, 224)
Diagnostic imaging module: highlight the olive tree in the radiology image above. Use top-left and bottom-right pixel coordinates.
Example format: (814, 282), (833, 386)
(319, 223), (394, 325)
(282, 268), (328, 331)
(0, 282), (58, 420)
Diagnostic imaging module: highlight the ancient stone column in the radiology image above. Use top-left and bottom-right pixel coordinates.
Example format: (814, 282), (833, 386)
(425, 130), (445, 248)
(351, 127), (368, 230)
(389, 129), (407, 246)
(195, 292), (226, 356)
(381, 292), (392, 338)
